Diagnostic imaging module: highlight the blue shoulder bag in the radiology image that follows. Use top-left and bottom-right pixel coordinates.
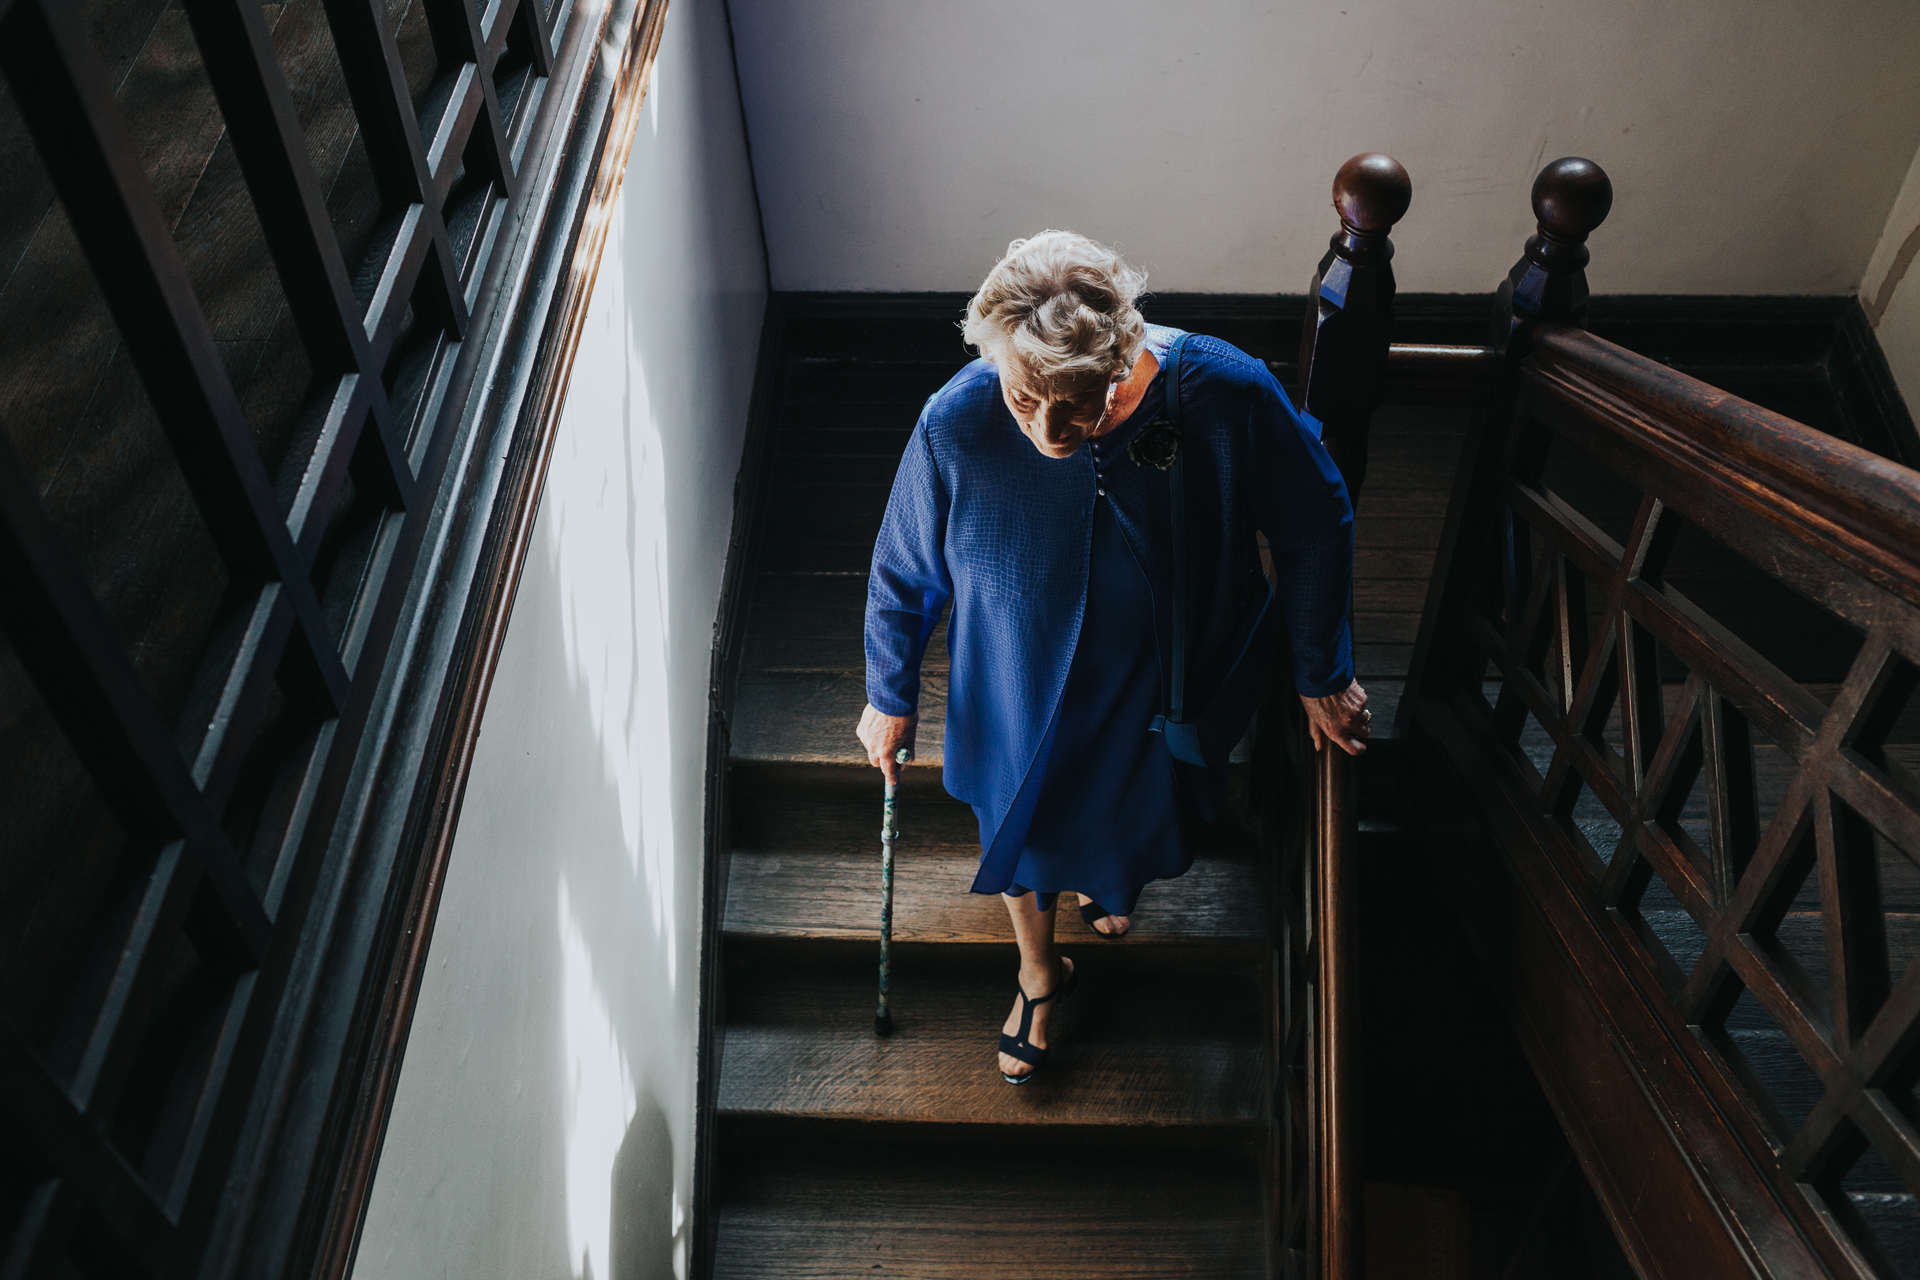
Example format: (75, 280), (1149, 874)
(1144, 333), (1283, 768)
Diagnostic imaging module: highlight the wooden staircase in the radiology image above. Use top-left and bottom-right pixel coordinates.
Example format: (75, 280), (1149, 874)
(700, 278), (1646, 1275)
(698, 158), (1920, 1279)
(699, 286), (1584, 1274)
(709, 312), (1284, 1277)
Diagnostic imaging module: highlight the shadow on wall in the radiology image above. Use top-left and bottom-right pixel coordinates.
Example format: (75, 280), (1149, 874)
(611, 1098), (677, 1280)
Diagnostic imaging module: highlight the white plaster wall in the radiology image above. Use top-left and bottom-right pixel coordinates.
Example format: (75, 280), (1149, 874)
(1863, 142), (1920, 409)
(348, 0), (767, 1275)
(728, 0), (1920, 296)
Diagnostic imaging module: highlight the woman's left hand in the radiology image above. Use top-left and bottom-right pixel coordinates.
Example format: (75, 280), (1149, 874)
(1301, 680), (1370, 756)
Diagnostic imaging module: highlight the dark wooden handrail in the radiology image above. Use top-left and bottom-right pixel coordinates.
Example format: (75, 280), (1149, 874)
(1382, 341), (1499, 405)
(1528, 323), (1920, 609)
(1292, 150), (1411, 1280)
(1283, 146), (1920, 1280)
(1396, 155), (1920, 1280)
(1313, 741), (1361, 1280)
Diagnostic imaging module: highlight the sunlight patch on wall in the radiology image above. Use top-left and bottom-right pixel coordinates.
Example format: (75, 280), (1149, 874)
(549, 207), (681, 984)
(560, 879), (635, 1280)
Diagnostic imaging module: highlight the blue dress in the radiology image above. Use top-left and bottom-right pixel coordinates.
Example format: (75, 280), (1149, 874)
(865, 326), (1353, 909)
(1002, 480), (1186, 916)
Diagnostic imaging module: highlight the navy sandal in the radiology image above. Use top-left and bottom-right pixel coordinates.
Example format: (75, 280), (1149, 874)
(1079, 900), (1125, 938)
(998, 958), (1077, 1084)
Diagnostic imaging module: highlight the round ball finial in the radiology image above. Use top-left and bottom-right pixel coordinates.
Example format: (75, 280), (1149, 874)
(1531, 157), (1612, 243)
(1332, 153), (1412, 234)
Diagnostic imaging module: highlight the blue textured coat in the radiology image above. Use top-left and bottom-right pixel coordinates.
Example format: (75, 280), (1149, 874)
(865, 330), (1354, 885)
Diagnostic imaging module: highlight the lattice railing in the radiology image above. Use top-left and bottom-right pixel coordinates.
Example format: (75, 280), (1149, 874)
(1428, 321), (1920, 1277)
(0, 0), (661, 1275)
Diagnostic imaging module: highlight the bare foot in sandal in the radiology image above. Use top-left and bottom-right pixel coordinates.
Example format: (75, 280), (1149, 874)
(1077, 894), (1131, 937)
(998, 957), (1075, 1081)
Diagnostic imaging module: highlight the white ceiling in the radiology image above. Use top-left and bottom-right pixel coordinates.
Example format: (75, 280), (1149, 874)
(728, 0), (1920, 296)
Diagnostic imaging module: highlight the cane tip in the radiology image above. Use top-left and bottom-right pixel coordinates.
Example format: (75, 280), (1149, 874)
(874, 1012), (895, 1037)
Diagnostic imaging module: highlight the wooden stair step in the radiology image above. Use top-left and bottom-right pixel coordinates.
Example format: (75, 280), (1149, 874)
(711, 1132), (1266, 1279)
(1355, 516), (1444, 549)
(1358, 678), (1402, 737)
(725, 850), (1267, 945)
(758, 535), (880, 575)
(776, 403), (919, 433)
(742, 582), (951, 675)
(718, 960), (1268, 1128)
(782, 317), (973, 361)
(725, 765), (1255, 860)
(727, 762), (974, 835)
(766, 481), (891, 538)
(729, 673), (1403, 765)
(781, 365), (961, 402)
(732, 670), (946, 766)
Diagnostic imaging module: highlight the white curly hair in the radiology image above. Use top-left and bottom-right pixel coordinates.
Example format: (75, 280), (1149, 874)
(961, 230), (1149, 394)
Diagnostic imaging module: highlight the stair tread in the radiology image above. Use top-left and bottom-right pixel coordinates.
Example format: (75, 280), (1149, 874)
(730, 672), (1406, 764)
(733, 669), (946, 766)
(718, 962), (1267, 1127)
(726, 849), (1266, 943)
(746, 572), (1425, 638)
(712, 1138), (1265, 1279)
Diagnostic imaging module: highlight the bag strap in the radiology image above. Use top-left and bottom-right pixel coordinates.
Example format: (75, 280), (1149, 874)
(1165, 332), (1190, 724)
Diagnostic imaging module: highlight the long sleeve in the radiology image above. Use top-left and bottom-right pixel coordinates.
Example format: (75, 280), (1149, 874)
(1247, 376), (1355, 698)
(865, 414), (954, 716)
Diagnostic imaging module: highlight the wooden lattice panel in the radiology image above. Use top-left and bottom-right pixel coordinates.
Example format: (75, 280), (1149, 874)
(1441, 324), (1920, 1277)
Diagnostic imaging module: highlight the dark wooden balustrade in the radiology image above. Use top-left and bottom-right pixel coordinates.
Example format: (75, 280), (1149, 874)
(1380, 156), (1920, 1279)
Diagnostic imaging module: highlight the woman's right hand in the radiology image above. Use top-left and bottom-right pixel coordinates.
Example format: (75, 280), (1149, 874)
(1301, 679), (1370, 756)
(858, 704), (918, 784)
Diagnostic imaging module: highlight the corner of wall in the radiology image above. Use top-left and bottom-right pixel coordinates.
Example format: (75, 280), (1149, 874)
(718, 0), (773, 294)
(1861, 140), (1920, 412)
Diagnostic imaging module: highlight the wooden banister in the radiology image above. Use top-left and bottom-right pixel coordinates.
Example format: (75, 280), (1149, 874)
(1528, 324), (1920, 611)
(1313, 738), (1360, 1280)
(1402, 158), (1614, 731)
(1399, 155), (1920, 1280)
(1381, 342), (1499, 405)
(1291, 151), (1410, 1280)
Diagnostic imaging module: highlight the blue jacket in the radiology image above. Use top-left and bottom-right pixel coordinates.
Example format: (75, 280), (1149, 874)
(865, 328), (1354, 871)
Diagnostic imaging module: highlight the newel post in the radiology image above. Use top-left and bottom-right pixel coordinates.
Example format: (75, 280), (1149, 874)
(1299, 152), (1412, 503)
(1493, 156), (1614, 348)
(1401, 157), (1612, 726)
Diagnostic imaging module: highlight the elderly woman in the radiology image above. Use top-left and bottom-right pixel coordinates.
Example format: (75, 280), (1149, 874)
(857, 231), (1368, 1084)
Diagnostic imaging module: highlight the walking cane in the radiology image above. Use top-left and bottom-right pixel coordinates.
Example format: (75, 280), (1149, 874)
(875, 746), (911, 1036)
